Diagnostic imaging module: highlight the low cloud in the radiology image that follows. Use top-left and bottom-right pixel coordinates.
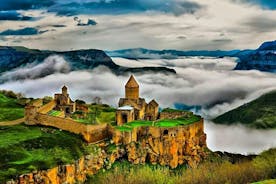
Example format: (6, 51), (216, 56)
(244, 16), (276, 33)
(0, 55), (70, 81)
(1, 56), (276, 120)
(1, 56), (275, 154)
(205, 120), (276, 154)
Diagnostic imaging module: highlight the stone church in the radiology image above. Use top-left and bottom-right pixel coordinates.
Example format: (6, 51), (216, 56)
(116, 75), (159, 125)
(54, 85), (76, 115)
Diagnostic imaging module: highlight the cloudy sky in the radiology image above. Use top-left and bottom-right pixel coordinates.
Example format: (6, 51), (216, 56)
(0, 0), (276, 50)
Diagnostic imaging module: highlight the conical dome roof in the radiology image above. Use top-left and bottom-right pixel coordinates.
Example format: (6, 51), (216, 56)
(62, 85), (68, 90)
(125, 75), (139, 88)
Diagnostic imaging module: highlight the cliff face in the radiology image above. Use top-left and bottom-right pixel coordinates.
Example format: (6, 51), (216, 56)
(235, 41), (276, 73)
(7, 145), (124, 184)
(8, 120), (206, 183)
(112, 120), (207, 168)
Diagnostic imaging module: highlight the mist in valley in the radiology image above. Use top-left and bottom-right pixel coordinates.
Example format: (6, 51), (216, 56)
(0, 55), (275, 154)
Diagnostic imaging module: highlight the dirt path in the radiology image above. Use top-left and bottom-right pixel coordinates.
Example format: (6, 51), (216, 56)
(0, 117), (25, 126)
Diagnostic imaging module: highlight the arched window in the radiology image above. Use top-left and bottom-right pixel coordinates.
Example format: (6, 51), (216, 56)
(163, 129), (168, 135)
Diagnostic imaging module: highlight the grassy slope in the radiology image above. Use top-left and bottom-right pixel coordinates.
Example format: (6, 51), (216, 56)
(214, 91), (276, 129)
(252, 179), (276, 184)
(0, 93), (24, 121)
(0, 125), (89, 182)
(88, 148), (276, 184)
(116, 115), (201, 132)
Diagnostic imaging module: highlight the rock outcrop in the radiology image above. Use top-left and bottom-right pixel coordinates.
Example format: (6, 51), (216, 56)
(112, 120), (207, 168)
(7, 145), (124, 184)
(235, 40), (276, 73)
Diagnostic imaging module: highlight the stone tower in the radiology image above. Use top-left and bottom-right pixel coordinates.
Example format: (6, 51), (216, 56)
(62, 85), (68, 96)
(125, 75), (139, 99)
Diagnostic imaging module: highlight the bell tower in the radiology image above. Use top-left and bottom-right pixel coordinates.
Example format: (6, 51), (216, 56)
(62, 85), (68, 96)
(125, 75), (139, 99)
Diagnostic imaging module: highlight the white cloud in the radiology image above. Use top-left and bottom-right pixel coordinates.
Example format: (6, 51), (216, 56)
(0, 0), (276, 50)
(205, 120), (276, 154)
(1, 56), (276, 119)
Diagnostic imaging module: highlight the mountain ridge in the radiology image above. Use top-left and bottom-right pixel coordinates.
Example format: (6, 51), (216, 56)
(0, 46), (176, 80)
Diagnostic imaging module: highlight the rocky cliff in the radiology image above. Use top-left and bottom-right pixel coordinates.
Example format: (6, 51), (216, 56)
(8, 119), (207, 184)
(112, 120), (207, 168)
(7, 144), (124, 184)
(235, 41), (276, 72)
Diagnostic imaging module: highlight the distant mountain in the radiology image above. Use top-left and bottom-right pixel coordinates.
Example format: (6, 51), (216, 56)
(234, 41), (276, 72)
(213, 91), (276, 129)
(0, 46), (175, 80)
(106, 48), (241, 59)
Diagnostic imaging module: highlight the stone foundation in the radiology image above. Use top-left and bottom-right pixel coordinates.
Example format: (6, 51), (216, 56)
(112, 119), (207, 168)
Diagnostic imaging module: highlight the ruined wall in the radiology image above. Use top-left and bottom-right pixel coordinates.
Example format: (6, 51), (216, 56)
(112, 119), (206, 168)
(159, 111), (193, 120)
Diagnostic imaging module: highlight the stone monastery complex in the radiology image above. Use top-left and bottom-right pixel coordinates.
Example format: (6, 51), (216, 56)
(25, 75), (207, 169)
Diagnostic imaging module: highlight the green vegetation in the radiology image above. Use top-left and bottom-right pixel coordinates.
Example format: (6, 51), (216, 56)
(0, 125), (89, 182)
(252, 180), (276, 184)
(116, 115), (201, 132)
(88, 148), (276, 184)
(72, 104), (116, 124)
(0, 92), (24, 121)
(48, 110), (62, 117)
(214, 91), (276, 129)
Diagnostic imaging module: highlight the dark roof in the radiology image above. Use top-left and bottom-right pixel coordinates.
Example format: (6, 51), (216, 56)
(149, 99), (158, 107)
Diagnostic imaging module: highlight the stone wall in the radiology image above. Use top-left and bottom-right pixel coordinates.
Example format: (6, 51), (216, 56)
(159, 111), (192, 120)
(35, 113), (109, 143)
(37, 100), (56, 114)
(112, 119), (206, 168)
(25, 100), (110, 143)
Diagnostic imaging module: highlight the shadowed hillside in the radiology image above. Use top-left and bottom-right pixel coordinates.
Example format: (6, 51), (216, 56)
(213, 91), (276, 129)
(0, 46), (175, 80)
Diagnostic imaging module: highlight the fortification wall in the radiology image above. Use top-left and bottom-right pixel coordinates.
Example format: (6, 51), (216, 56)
(112, 119), (206, 168)
(35, 113), (109, 143)
(36, 113), (87, 134)
(159, 111), (192, 120)
(31, 99), (43, 107)
(37, 100), (56, 114)
(25, 100), (109, 143)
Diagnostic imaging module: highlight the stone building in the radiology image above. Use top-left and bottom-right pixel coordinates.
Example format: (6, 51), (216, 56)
(54, 85), (76, 115)
(116, 75), (159, 125)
